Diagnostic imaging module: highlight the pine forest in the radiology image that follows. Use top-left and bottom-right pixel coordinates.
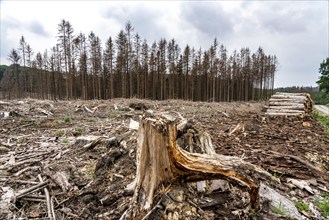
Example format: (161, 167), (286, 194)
(1, 20), (278, 101)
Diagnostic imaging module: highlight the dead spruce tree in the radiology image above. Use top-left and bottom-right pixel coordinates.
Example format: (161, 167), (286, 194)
(121, 112), (278, 219)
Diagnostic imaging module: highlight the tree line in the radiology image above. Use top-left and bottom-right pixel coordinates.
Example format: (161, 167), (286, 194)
(1, 20), (278, 101)
(275, 86), (329, 105)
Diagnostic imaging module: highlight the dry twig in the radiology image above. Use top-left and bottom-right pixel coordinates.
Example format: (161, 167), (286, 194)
(16, 180), (48, 199)
(269, 150), (323, 173)
(141, 198), (162, 220)
(38, 174), (53, 220)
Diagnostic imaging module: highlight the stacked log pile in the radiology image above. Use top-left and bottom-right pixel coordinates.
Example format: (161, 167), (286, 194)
(266, 92), (313, 116)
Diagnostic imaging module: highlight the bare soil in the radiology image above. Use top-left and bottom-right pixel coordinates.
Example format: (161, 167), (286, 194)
(1, 99), (328, 219)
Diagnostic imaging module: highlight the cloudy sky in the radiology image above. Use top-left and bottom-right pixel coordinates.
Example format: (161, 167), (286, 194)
(1, 1), (328, 87)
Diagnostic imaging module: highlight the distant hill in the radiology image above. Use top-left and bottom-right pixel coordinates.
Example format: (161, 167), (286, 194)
(275, 86), (319, 93)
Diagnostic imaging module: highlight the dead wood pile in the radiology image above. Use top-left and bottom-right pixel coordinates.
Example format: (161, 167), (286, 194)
(266, 92), (313, 116)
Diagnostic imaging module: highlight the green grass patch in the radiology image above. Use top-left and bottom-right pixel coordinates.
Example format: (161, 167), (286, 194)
(312, 110), (329, 134)
(295, 199), (310, 212)
(270, 171), (285, 188)
(64, 115), (71, 123)
(56, 129), (65, 136)
(273, 171), (285, 179)
(271, 202), (287, 215)
(315, 193), (329, 217)
(61, 138), (69, 144)
(75, 126), (85, 133)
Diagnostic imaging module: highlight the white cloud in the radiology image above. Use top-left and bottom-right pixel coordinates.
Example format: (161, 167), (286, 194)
(0, 0), (328, 87)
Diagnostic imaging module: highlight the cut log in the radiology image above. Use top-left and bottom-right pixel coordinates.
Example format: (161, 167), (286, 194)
(269, 99), (306, 104)
(267, 106), (305, 111)
(266, 92), (313, 116)
(269, 102), (305, 108)
(267, 108), (305, 114)
(122, 113), (278, 219)
(271, 95), (307, 100)
(275, 92), (310, 96)
(265, 112), (304, 116)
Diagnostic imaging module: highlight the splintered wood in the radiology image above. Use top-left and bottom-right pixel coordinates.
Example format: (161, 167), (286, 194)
(266, 92), (313, 116)
(122, 113), (278, 219)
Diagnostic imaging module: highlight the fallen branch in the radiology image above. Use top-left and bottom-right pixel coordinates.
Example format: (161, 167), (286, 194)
(37, 107), (53, 116)
(51, 196), (56, 220)
(16, 180), (49, 199)
(83, 105), (94, 113)
(15, 150), (52, 161)
(20, 197), (45, 202)
(269, 150), (323, 173)
(9, 122), (34, 132)
(229, 122), (244, 136)
(55, 197), (71, 209)
(14, 166), (39, 177)
(0, 179), (40, 185)
(20, 195), (46, 199)
(6, 158), (41, 172)
(82, 136), (116, 151)
(38, 174), (53, 220)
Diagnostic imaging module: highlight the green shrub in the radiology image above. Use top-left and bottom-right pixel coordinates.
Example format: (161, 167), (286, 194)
(315, 194), (329, 217)
(64, 116), (71, 123)
(75, 126), (85, 133)
(295, 199), (310, 212)
(312, 111), (329, 135)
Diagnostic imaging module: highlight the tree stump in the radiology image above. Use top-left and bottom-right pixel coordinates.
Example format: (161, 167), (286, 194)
(122, 113), (277, 219)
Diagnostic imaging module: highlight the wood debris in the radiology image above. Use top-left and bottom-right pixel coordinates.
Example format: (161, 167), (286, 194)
(0, 98), (328, 220)
(287, 178), (315, 194)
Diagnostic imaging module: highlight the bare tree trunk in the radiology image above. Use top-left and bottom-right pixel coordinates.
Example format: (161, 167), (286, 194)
(15, 64), (20, 98)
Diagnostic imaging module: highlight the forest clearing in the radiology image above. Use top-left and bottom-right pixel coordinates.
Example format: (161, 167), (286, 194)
(1, 98), (329, 219)
(1, 1), (329, 219)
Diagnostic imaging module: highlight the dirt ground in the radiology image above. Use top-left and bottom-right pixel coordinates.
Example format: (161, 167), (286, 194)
(0, 98), (329, 220)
